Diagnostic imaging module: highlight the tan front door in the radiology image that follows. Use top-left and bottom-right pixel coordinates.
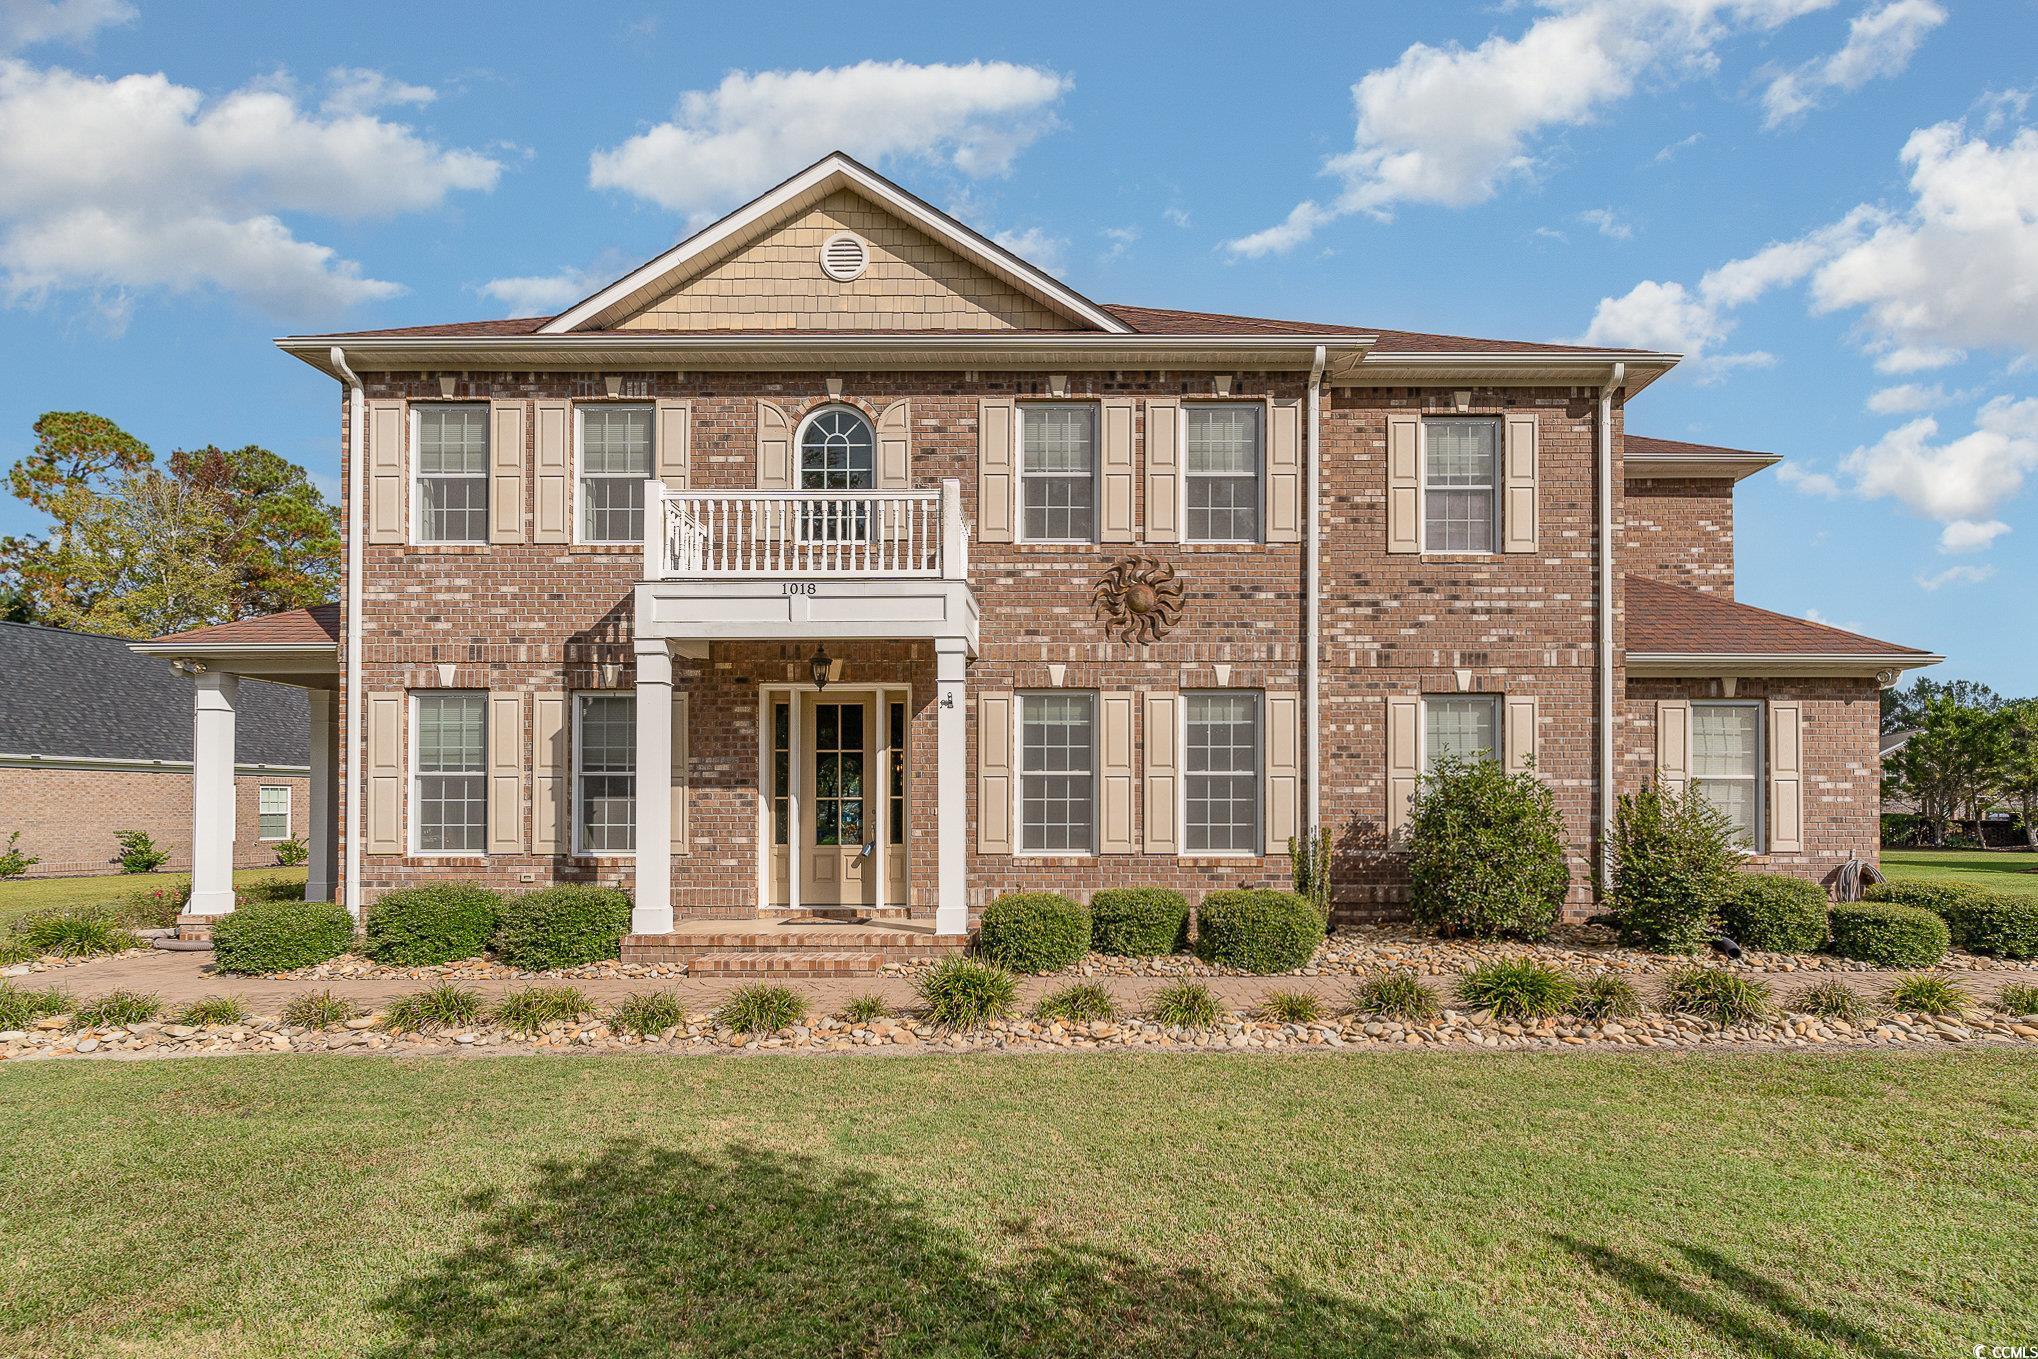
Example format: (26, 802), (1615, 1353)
(800, 695), (877, 907)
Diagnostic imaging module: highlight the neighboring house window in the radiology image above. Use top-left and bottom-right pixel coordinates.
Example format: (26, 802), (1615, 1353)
(1019, 403), (1096, 542)
(257, 785), (291, 841)
(1424, 695), (1500, 769)
(1185, 691), (1260, 853)
(579, 405), (653, 543)
(1693, 701), (1762, 849)
(413, 692), (486, 853)
(574, 693), (636, 854)
(1185, 405), (1262, 542)
(1020, 692), (1095, 852)
(797, 405), (875, 542)
(1423, 418), (1500, 552)
(415, 405), (489, 544)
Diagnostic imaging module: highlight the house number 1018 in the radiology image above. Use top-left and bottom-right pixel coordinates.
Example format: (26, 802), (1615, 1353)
(782, 582), (817, 596)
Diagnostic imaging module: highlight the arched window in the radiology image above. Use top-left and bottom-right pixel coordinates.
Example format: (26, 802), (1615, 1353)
(797, 406), (875, 492)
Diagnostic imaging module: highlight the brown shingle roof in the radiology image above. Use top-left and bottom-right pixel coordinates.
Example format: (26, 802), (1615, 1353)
(1627, 577), (1929, 657)
(148, 604), (339, 648)
(1626, 434), (1776, 460)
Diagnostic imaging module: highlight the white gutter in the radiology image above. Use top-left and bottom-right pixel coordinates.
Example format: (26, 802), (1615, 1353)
(330, 345), (365, 920)
(1598, 362), (1624, 893)
(1305, 344), (1326, 837)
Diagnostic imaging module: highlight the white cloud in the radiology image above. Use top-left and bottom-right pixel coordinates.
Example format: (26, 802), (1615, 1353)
(1225, 0), (1837, 256)
(1579, 207), (1632, 240)
(589, 61), (1069, 222)
(0, 59), (500, 320)
(476, 266), (602, 316)
(1776, 463), (1844, 497)
(1100, 225), (1139, 260)
(1162, 206), (1192, 229)
(1761, 0), (1945, 128)
(1937, 519), (2009, 553)
(320, 67), (436, 117)
(1804, 606), (1865, 630)
(1916, 563), (1995, 590)
(1655, 131), (1705, 163)
(1840, 397), (2038, 523)
(1865, 382), (1946, 414)
(990, 226), (1067, 274)
(1872, 343), (1963, 373)
(0, 0), (131, 52)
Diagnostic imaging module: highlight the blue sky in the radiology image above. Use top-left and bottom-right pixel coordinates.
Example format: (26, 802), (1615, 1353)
(2, 0), (2033, 688)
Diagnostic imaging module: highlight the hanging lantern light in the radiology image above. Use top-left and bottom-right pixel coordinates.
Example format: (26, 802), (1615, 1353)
(810, 646), (833, 690)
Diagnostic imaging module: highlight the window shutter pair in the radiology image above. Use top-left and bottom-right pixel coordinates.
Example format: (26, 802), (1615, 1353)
(528, 690), (690, 856)
(976, 690), (1136, 855)
(489, 401), (526, 544)
(1383, 412), (1538, 553)
(365, 400), (406, 545)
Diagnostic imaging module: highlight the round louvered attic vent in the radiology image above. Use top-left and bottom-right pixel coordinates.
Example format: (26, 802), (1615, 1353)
(820, 232), (870, 282)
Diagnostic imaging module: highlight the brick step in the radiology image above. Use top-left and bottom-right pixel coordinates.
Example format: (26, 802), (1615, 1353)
(678, 933), (958, 955)
(685, 950), (897, 977)
(620, 931), (967, 969)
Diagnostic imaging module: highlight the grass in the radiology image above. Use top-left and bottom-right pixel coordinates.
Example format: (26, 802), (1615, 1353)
(1457, 958), (1579, 1021)
(714, 984), (808, 1036)
(489, 986), (593, 1034)
(0, 1054), (2033, 1357)
(1255, 989), (1325, 1025)
(281, 991), (360, 1030)
(1887, 975), (1969, 1016)
(383, 983), (484, 1034)
(1665, 968), (1774, 1028)
(67, 990), (160, 1029)
(915, 958), (1016, 1031)
(175, 996), (250, 1027)
(0, 984), (71, 1030)
(2000, 982), (2038, 1016)
(1146, 982), (1223, 1029)
(0, 867), (305, 929)
(1882, 847), (2038, 899)
(1033, 982), (1119, 1024)
(610, 991), (688, 1038)
(1574, 975), (1643, 1022)
(839, 993), (892, 1025)
(1349, 972), (1441, 1021)
(8, 907), (138, 959)
(1796, 980), (1869, 1023)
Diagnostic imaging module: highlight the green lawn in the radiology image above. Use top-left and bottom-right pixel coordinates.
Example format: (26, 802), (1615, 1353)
(1, 1053), (2032, 1358)
(1882, 847), (2038, 898)
(0, 867), (305, 927)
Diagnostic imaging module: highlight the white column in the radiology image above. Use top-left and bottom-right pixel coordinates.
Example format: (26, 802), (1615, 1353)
(935, 639), (968, 937)
(187, 670), (239, 917)
(305, 688), (338, 904)
(632, 641), (674, 936)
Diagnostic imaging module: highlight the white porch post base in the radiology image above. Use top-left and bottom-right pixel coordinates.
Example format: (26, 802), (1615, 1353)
(633, 641), (675, 935)
(306, 688), (337, 904)
(935, 640), (968, 937)
(187, 670), (239, 917)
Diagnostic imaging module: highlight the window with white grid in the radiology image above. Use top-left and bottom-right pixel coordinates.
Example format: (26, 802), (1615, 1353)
(579, 406), (652, 543)
(1186, 691), (1260, 852)
(1422, 418), (1499, 553)
(1692, 701), (1762, 849)
(1423, 695), (1499, 770)
(1019, 404), (1096, 542)
(258, 785), (291, 841)
(1020, 692), (1095, 852)
(1185, 405), (1262, 542)
(575, 693), (636, 854)
(415, 406), (489, 544)
(413, 693), (485, 852)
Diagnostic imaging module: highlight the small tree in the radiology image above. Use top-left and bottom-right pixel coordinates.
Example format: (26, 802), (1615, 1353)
(1405, 755), (1570, 940)
(2001, 699), (2038, 850)
(0, 831), (38, 879)
(114, 830), (170, 874)
(1608, 782), (1739, 954)
(1288, 826), (1332, 919)
(274, 837), (309, 867)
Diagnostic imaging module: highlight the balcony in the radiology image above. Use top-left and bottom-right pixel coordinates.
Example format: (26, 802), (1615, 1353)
(634, 479), (978, 654)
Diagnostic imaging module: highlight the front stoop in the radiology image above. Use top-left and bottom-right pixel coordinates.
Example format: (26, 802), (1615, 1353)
(172, 913), (217, 945)
(621, 926), (967, 976)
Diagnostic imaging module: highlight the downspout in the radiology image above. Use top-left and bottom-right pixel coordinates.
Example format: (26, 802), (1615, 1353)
(329, 346), (365, 920)
(1597, 361), (1625, 892)
(1305, 344), (1326, 836)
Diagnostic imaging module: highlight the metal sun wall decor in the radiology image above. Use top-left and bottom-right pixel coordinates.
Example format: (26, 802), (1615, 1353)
(1093, 555), (1185, 644)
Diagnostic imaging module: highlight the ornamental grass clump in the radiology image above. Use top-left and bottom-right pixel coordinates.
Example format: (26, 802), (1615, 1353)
(1718, 874), (1830, 953)
(1147, 981), (1223, 1029)
(281, 990), (360, 1029)
(1193, 889), (1323, 974)
(0, 984), (71, 1030)
(212, 901), (353, 974)
(1256, 989), (1325, 1025)
(915, 958), (1016, 1031)
(1828, 902), (1949, 967)
(1997, 982), (2038, 1016)
(1572, 974), (1643, 1022)
(839, 993), (891, 1025)
(1665, 967), (1772, 1028)
(491, 886), (631, 971)
(716, 983), (808, 1035)
(976, 893), (1091, 973)
(1088, 888), (1189, 957)
(70, 990), (161, 1029)
(1887, 974), (1968, 1016)
(1608, 783), (1740, 954)
(1406, 755), (1570, 941)
(610, 990), (688, 1037)
(175, 996), (249, 1027)
(365, 884), (502, 966)
(491, 985), (594, 1034)
(12, 906), (137, 959)
(1795, 979), (1868, 1023)
(1456, 958), (1579, 1021)
(384, 982), (485, 1033)
(1350, 972), (1440, 1022)
(1033, 982), (1118, 1024)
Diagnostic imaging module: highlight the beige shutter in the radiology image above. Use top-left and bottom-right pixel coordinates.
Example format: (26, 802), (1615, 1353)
(1503, 695), (1539, 773)
(1768, 698), (1804, 853)
(1100, 691), (1135, 853)
(533, 400), (570, 544)
(364, 692), (403, 854)
(1655, 699), (1691, 795)
(655, 398), (691, 489)
(977, 690), (1014, 853)
(1386, 694), (1421, 838)
(1145, 398), (1180, 543)
(671, 690), (690, 854)
(1100, 398), (1136, 542)
(1266, 398), (1303, 544)
(365, 400), (405, 545)
(1143, 692), (1180, 854)
(1386, 413), (1420, 554)
(757, 400), (794, 490)
(488, 400), (526, 544)
(976, 398), (1015, 543)
(1265, 690), (1301, 853)
(875, 400), (911, 491)
(1502, 412), (1538, 553)
(486, 692), (524, 853)
(531, 693), (569, 853)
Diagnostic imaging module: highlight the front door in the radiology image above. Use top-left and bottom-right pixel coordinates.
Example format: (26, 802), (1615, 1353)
(801, 695), (877, 907)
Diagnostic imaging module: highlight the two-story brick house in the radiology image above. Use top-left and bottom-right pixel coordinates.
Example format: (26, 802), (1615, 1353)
(137, 154), (1937, 967)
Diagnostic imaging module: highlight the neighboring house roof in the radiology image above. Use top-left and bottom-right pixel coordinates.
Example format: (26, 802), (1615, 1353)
(0, 621), (309, 766)
(145, 604), (340, 649)
(1881, 729), (1915, 758)
(1626, 577), (1938, 674)
(1624, 434), (1782, 482)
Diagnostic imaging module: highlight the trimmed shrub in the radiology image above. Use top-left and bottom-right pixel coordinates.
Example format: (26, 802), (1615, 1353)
(1573, 974), (1642, 1021)
(491, 985), (593, 1034)
(1088, 888), (1189, 957)
(1941, 896), (2038, 961)
(1888, 974), (1968, 1016)
(12, 906), (137, 958)
(364, 885), (502, 966)
(71, 990), (161, 1028)
(1147, 981), (1223, 1029)
(1034, 982), (1118, 1024)
(1862, 879), (1982, 914)
(1796, 980), (1867, 1022)
(1350, 972), (1440, 1021)
(491, 886), (631, 971)
(1665, 967), (1773, 1027)
(1608, 783), (1741, 954)
(0, 984), (71, 1029)
(176, 996), (249, 1026)
(1996, 982), (2038, 1016)
(1406, 755), (1570, 940)
(1828, 902), (1949, 967)
(385, 982), (484, 1033)
(281, 990), (359, 1029)
(1193, 889), (1324, 974)
(716, 984), (807, 1035)
(916, 958), (1016, 1031)
(977, 892), (1091, 973)
(114, 829), (169, 874)
(212, 901), (353, 974)
(839, 993), (891, 1025)
(611, 990), (688, 1037)
(1457, 958), (1578, 1021)
(1719, 874), (1830, 953)
(1257, 989), (1324, 1024)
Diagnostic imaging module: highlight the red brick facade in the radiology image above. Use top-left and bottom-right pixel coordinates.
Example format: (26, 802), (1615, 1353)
(1622, 477), (1735, 595)
(0, 766), (307, 878)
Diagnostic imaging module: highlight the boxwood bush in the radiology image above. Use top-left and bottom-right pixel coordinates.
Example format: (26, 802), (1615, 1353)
(1717, 874), (1830, 953)
(1193, 889), (1323, 974)
(491, 886), (631, 971)
(364, 884), (502, 966)
(976, 892), (1090, 973)
(212, 900), (353, 974)
(1405, 755), (1570, 940)
(1828, 901), (1949, 967)
(1088, 888), (1189, 957)
(1863, 879), (2037, 958)
(1608, 783), (1740, 954)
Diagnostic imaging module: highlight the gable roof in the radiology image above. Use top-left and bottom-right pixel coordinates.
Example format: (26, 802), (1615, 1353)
(1625, 434), (1781, 481)
(144, 605), (339, 650)
(0, 622), (309, 766)
(1626, 576), (1936, 670)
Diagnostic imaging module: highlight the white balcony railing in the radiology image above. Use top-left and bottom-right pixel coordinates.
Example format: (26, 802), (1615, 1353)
(645, 478), (969, 581)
